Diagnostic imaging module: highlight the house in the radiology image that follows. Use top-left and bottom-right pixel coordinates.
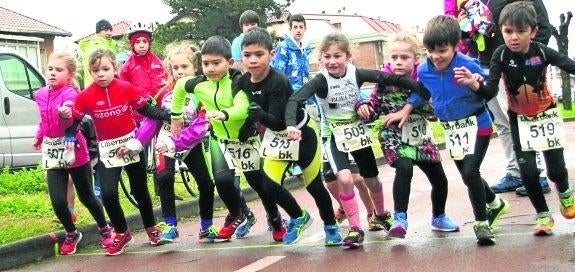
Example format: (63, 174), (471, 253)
(0, 6), (71, 73)
(267, 12), (403, 72)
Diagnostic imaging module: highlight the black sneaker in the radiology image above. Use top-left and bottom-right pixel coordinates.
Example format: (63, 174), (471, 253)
(487, 199), (510, 229)
(342, 227), (364, 249)
(368, 210), (393, 232)
(473, 223), (495, 246)
(515, 177), (552, 196)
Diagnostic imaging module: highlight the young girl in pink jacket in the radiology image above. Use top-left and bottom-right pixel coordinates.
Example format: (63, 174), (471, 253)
(32, 52), (113, 255)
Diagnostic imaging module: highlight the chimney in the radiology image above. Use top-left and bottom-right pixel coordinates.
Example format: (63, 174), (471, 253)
(338, 9), (341, 14)
(322, 10), (326, 14)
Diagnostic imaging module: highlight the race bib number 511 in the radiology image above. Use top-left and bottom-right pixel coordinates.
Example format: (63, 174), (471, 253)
(517, 108), (565, 151)
(441, 116), (477, 160)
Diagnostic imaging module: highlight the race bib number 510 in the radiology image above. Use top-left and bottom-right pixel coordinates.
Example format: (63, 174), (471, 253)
(401, 114), (434, 146)
(441, 116), (477, 160)
(99, 131), (140, 168)
(517, 108), (565, 152)
(331, 120), (373, 152)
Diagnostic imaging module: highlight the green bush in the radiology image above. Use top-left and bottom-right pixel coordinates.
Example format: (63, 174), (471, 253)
(0, 166), (46, 195)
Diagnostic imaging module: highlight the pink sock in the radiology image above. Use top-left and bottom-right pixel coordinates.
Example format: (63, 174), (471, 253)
(340, 192), (361, 229)
(370, 186), (386, 216)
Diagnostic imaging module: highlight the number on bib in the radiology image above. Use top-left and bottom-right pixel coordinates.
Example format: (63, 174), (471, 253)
(401, 114), (434, 146)
(41, 137), (76, 169)
(331, 120), (373, 152)
(98, 131), (141, 168)
(259, 129), (299, 161)
(219, 137), (261, 172)
(441, 116), (478, 160)
(517, 108), (565, 151)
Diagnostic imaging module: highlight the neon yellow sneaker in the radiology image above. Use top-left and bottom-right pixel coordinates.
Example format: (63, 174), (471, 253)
(559, 191), (575, 219)
(533, 214), (554, 236)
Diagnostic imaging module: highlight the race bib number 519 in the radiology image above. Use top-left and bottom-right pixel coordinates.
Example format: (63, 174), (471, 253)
(517, 108), (565, 151)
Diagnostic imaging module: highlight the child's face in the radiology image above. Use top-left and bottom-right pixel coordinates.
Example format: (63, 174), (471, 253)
(133, 37), (150, 56)
(89, 57), (117, 88)
(290, 21), (306, 43)
(426, 44), (456, 72)
(321, 44), (350, 77)
(242, 44), (273, 81)
(170, 53), (196, 81)
(242, 22), (258, 34)
(201, 54), (232, 81)
(501, 22), (537, 54)
(388, 41), (418, 76)
(47, 58), (74, 89)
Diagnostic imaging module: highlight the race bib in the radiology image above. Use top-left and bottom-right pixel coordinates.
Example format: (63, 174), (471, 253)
(41, 137), (75, 169)
(441, 116), (477, 160)
(99, 131), (141, 168)
(401, 114), (434, 146)
(331, 120), (373, 152)
(517, 108), (565, 152)
(218, 137), (260, 172)
(158, 122), (190, 160)
(259, 129), (299, 161)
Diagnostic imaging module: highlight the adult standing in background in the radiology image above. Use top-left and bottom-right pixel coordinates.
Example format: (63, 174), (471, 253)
(79, 19), (118, 88)
(444, 0), (551, 196)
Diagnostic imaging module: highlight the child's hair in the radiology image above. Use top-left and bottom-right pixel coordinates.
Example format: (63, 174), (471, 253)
(289, 14), (306, 28)
(239, 10), (260, 29)
(88, 48), (117, 70)
(499, 1), (537, 29)
(422, 15), (461, 50)
(201, 36), (232, 60)
(48, 52), (79, 88)
(319, 32), (351, 55)
(387, 32), (423, 57)
(242, 27), (273, 51)
(163, 40), (202, 84)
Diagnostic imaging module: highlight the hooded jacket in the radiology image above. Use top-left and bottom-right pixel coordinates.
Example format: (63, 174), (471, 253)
(34, 84), (90, 168)
(272, 34), (313, 92)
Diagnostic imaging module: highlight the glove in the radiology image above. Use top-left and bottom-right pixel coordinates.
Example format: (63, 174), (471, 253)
(238, 122), (256, 142)
(64, 135), (77, 144)
(248, 102), (264, 122)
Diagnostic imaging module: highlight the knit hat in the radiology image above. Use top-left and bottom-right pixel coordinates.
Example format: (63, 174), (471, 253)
(129, 32), (152, 47)
(95, 19), (113, 33)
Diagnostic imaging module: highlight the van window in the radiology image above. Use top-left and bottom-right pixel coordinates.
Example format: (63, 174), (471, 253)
(0, 54), (43, 100)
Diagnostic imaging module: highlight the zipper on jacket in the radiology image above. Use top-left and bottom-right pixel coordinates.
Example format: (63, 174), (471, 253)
(104, 88), (112, 107)
(212, 81), (232, 139)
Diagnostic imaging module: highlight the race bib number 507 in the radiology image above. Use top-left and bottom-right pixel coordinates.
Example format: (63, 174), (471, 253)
(41, 137), (75, 169)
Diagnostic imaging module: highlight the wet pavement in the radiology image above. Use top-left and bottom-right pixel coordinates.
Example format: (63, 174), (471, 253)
(11, 122), (575, 272)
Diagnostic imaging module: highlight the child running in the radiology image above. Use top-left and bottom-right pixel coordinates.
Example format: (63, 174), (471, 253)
(363, 32), (459, 238)
(239, 27), (340, 245)
(70, 48), (171, 255)
(387, 15), (508, 246)
(32, 52), (112, 255)
(285, 32), (422, 249)
(481, 1), (575, 235)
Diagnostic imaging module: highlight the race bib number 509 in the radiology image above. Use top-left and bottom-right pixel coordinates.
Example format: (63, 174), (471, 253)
(98, 132), (140, 168)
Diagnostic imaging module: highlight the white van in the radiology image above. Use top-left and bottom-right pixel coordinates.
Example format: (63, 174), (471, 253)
(0, 48), (45, 168)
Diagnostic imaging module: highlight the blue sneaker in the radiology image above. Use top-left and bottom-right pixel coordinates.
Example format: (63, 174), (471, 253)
(388, 212), (408, 238)
(490, 173), (523, 193)
(283, 209), (313, 245)
(324, 224), (342, 246)
(431, 214), (460, 232)
(291, 164), (303, 176)
(515, 177), (551, 196)
(158, 222), (179, 244)
(236, 211), (257, 238)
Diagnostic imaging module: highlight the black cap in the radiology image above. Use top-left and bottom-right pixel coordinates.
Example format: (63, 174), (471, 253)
(96, 19), (113, 33)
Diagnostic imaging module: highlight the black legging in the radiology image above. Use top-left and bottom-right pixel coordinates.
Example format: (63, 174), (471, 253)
(97, 151), (155, 233)
(453, 135), (495, 221)
(156, 144), (215, 221)
(391, 158), (448, 217)
(47, 163), (107, 233)
(509, 110), (569, 213)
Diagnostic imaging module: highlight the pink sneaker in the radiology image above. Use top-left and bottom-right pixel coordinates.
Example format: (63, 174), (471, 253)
(60, 231), (83, 255)
(105, 231), (133, 256)
(146, 225), (162, 245)
(99, 225), (115, 248)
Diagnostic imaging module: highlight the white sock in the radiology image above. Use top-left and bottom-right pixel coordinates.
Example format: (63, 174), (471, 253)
(487, 195), (502, 209)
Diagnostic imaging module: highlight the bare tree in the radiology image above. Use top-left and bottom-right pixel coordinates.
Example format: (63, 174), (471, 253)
(550, 11), (573, 109)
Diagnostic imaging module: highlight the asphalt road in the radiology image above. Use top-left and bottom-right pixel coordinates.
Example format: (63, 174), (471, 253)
(12, 123), (575, 272)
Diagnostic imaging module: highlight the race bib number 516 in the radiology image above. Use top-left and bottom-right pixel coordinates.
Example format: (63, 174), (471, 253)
(517, 108), (565, 151)
(219, 137), (261, 172)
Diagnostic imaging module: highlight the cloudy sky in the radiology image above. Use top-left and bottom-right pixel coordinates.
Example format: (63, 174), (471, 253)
(1, 0), (572, 54)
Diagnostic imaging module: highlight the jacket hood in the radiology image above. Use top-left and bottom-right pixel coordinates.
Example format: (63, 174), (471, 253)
(283, 34), (312, 51)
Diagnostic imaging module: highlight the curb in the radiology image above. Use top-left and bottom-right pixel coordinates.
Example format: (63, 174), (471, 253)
(0, 177), (305, 271)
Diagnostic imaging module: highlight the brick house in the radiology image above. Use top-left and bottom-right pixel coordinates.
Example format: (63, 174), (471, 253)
(267, 12), (402, 73)
(0, 6), (71, 73)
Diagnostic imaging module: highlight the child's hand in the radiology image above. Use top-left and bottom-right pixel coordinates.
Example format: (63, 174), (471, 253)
(384, 105), (413, 128)
(357, 104), (374, 120)
(453, 66), (476, 86)
(155, 142), (168, 154)
(206, 110), (226, 121)
(171, 118), (183, 137)
(58, 106), (72, 118)
(286, 126), (302, 141)
(32, 138), (41, 150)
